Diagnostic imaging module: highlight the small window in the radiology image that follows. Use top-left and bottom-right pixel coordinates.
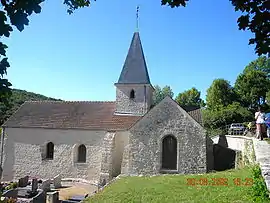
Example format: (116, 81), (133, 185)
(78, 144), (86, 163)
(46, 142), (54, 159)
(130, 89), (135, 99)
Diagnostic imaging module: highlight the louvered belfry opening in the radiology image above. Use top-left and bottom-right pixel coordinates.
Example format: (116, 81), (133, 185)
(162, 135), (177, 170)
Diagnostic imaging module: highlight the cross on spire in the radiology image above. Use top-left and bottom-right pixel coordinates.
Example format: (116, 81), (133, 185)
(136, 5), (140, 31)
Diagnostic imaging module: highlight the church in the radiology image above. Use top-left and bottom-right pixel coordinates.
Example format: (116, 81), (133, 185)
(0, 31), (214, 184)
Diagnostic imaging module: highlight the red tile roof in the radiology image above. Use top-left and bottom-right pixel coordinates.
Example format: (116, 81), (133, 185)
(3, 101), (141, 130)
(3, 101), (203, 130)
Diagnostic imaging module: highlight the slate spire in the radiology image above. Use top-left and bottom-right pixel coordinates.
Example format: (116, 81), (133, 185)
(116, 32), (151, 84)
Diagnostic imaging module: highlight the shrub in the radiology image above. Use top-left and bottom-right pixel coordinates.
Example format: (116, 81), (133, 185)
(251, 165), (269, 202)
(10, 182), (18, 189)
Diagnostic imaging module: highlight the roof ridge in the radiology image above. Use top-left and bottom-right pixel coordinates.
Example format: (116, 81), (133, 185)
(25, 100), (115, 103)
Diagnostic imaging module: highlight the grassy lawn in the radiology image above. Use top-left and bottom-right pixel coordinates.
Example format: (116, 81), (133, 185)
(86, 167), (270, 203)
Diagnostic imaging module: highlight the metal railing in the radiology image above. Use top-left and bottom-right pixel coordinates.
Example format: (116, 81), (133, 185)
(206, 122), (256, 137)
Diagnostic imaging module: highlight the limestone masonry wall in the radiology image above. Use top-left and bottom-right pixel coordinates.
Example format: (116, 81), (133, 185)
(115, 84), (153, 115)
(2, 128), (106, 184)
(213, 135), (255, 165)
(123, 97), (208, 175)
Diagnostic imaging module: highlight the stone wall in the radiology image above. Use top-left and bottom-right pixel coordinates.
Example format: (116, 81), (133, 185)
(115, 84), (153, 115)
(213, 135), (255, 165)
(122, 97), (208, 175)
(206, 136), (214, 171)
(1, 128), (106, 184)
(112, 131), (129, 177)
(98, 131), (129, 184)
(99, 132), (115, 185)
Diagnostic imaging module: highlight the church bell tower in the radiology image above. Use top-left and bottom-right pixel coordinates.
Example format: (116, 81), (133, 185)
(114, 31), (154, 116)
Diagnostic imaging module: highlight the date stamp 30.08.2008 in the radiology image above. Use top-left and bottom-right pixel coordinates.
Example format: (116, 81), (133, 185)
(186, 177), (253, 186)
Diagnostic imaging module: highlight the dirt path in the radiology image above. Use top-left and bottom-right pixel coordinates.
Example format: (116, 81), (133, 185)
(54, 182), (98, 200)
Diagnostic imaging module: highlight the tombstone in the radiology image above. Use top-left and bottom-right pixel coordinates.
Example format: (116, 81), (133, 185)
(32, 178), (38, 193)
(52, 174), (62, 189)
(2, 188), (18, 198)
(40, 179), (51, 192)
(18, 176), (29, 187)
(46, 191), (59, 203)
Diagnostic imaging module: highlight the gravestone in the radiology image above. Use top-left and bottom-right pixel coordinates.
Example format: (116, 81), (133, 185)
(53, 174), (62, 189)
(32, 178), (38, 193)
(2, 188), (18, 198)
(0, 166), (2, 179)
(40, 179), (51, 192)
(18, 176), (29, 187)
(46, 191), (59, 203)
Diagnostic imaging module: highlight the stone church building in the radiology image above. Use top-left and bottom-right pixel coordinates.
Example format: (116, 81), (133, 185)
(1, 32), (214, 184)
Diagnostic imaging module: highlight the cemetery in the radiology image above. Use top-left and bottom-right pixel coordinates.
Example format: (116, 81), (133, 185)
(0, 175), (98, 203)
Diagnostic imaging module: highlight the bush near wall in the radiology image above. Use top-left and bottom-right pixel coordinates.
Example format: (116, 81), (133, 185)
(251, 165), (269, 202)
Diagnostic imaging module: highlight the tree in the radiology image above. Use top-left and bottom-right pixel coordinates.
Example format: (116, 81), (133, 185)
(266, 91), (270, 106)
(0, 0), (269, 105)
(235, 69), (270, 109)
(0, 0), (90, 104)
(206, 79), (236, 110)
(152, 85), (174, 105)
(243, 56), (270, 77)
(202, 102), (253, 133)
(175, 87), (204, 108)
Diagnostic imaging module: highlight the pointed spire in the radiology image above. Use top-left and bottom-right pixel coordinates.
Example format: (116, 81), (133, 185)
(116, 32), (151, 84)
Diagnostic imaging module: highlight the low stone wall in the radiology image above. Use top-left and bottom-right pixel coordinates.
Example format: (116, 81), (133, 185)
(212, 135), (256, 166)
(212, 135), (269, 192)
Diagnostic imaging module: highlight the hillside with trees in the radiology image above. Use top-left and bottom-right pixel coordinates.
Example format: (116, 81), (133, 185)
(0, 89), (61, 125)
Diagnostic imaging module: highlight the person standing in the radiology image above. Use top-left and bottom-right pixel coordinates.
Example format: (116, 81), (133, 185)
(255, 107), (266, 140)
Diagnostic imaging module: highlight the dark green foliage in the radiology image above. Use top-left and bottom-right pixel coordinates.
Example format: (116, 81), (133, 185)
(206, 79), (236, 111)
(0, 0), (269, 108)
(175, 87), (204, 109)
(0, 88), (61, 125)
(251, 165), (269, 202)
(203, 57), (270, 135)
(235, 68), (270, 110)
(152, 85), (174, 106)
(243, 56), (270, 77)
(229, 0), (270, 56)
(203, 102), (253, 130)
(0, 0), (90, 110)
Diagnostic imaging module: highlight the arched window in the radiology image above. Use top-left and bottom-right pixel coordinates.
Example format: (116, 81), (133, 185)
(130, 89), (135, 99)
(161, 135), (177, 170)
(46, 142), (54, 159)
(78, 144), (86, 163)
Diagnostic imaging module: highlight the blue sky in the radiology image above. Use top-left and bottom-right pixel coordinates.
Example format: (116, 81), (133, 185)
(4, 0), (257, 101)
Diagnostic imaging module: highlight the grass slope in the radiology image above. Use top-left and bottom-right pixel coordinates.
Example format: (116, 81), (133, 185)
(87, 167), (270, 203)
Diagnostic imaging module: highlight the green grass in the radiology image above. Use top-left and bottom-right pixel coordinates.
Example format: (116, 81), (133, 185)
(86, 167), (270, 203)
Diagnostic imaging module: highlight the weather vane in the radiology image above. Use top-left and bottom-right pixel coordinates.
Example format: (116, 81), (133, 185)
(136, 5), (140, 31)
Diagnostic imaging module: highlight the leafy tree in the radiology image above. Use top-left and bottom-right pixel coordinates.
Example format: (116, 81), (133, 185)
(235, 69), (269, 109)
(206, 79), (236, 110)
(175, 87), (204, 108)
(266, 91), (270, 106)
(243, 56), (270, 77)
(0, 0), (269, 105)
(152, 85), (174, 105)
(202, 102), (253, 133)
(0, 0), (90, 104)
